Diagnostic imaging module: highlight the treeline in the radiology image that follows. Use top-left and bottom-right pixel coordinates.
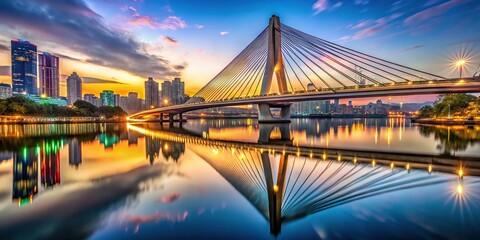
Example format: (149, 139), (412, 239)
(418, 94), (480, 118)
(0, 96), (127, 119)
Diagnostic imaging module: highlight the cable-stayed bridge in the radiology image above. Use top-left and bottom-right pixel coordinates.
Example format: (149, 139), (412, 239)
(128, 124), (479, 236)
(128, 15), (480, 122)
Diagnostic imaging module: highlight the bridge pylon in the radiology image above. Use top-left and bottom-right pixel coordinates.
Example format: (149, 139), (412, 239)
(259, 15), (291, 123)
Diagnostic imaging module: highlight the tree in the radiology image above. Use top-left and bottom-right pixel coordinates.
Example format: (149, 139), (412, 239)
(432, 94), (477, 117)
(73, 100), (98, 116)
(418, 105), (434, 118)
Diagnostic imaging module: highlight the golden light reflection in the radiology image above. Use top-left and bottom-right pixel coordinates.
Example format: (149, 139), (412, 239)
(372, 160), (376, 167)
(390, 162), (394, 169)
(457, 184), (463, 195)
(428, 164), (432, 173)
(458, 169), (464, 179)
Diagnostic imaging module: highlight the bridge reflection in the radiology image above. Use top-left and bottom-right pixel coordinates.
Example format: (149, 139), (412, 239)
(128, 123), (479, 236)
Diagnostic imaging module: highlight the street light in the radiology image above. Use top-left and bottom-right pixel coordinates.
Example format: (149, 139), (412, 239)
(455, 59), (466, 78)
(163, 99), (169, 105)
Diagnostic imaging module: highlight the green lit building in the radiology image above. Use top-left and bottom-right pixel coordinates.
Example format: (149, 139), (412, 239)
(100, 90), (115, 106)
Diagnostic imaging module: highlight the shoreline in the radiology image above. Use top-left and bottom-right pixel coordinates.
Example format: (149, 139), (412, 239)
(411, 118), (479, 125)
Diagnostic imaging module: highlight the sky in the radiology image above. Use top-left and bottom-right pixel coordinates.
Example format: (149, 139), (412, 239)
(0, 0), (479, 103)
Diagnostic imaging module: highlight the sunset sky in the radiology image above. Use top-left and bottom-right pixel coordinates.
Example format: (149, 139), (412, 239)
(0, 0), (478, 103)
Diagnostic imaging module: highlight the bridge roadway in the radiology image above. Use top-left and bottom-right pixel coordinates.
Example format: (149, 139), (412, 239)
(128, 78), (480, 120)
(127, 123), (480, 177)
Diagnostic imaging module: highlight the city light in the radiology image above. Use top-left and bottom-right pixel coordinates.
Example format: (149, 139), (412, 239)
(455, 59), (466, 78)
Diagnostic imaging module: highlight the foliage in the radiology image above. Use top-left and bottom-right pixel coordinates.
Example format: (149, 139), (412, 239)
(0, 96), (127, 119)
(419, 94), (479, 118)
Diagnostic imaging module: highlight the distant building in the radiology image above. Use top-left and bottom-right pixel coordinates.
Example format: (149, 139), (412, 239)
(0, 83), (12, 99)
(11, 39), (37, 95)
(171, 77), (186, 105)
(145, 77), (159, 109)
(38, 52), (60, 98)
(127, 92), (142, 112)
(100, 90), (115, 106)
(161, 80), (172, 105)
(114, 94), (120, 107)
(66, 72), (82, 105)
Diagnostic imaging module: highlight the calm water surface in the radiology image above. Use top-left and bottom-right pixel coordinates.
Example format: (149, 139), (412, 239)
(0, 118), (479, 239)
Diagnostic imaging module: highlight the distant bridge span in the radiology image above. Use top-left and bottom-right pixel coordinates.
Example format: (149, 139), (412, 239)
(129, 15), (480, 122)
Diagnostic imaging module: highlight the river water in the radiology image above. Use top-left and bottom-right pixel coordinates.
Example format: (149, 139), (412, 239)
(0, 118), (479, 239)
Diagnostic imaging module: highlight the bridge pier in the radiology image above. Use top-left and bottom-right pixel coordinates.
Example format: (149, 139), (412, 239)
(258, 103), (291, 123)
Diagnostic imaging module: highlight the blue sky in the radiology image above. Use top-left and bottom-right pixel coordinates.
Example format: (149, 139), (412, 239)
(0, 0), (479, 101)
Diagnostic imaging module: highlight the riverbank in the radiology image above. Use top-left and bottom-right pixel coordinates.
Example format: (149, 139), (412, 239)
(0, 116), (126, 124)
(411, 118), (479, 125)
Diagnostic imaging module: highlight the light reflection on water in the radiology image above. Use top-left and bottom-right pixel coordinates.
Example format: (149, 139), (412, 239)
(0, 119), (479, 239)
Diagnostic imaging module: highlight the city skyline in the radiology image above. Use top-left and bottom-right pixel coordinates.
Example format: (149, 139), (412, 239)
(0, 0), (479, 104)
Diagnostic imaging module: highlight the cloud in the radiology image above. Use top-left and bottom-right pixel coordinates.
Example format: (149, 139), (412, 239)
(404, 0), (462, 26)
(157, 193), (180, 203)
(330, 2), (343, 10)
(158, 16), (187, 30)
(220, 31), (230, 36)
(0, 66), (10, 76)
(128, 16), (158, 29)
(401, 45), (424, 52)
(339, 36), (350, 41)
(351, 20), (371, 29)
(61, 74), (126, 84)
(352, 13), (403, 40)
(195, 24), (205, 29)
(355, 0), (369, 5)
(0, 42), (8, 51)
(0, 0), (184, 80)
(312, 0), (328, 15)
(162, 36), (179, 47)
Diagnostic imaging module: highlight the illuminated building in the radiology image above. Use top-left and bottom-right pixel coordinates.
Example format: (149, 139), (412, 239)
(161, 80), (172, 105)
(25, 94), (67, 106)
(99, 133), (120, 148)
(0, 83), (12, 99)
(69, 138), (82, 167)
(100, 90), (115, 106)
(12, 147), (38, 205)
(41, 140), (61, 188)
(67, 72), (82, 105)
(145, 77), (159, 109)
(38, 52), (60, 98)
(171, 77), (186, 105)
(11, 39), (37, 95)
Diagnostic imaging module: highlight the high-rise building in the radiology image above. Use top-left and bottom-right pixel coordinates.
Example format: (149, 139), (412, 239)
(100, 90), (115, 106)
(161, 80), (172, 105)
(66, 72), (82, 105)
(145, 77), (159, 109)
(127, 92), (141, 111)
(0, 83), (12, 99)
(69, 138), (82, 167)
(171, 77), (185, 105)
(114, 94), (120, 107)
(38, 52), (60, 98)
(83, 93), (95, 103)
(11, 39), (37, 95)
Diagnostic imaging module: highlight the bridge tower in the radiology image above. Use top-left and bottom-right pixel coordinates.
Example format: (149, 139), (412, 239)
(258, 15), (291, 123)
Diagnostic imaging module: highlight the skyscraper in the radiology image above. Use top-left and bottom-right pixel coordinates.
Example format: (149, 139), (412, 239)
(0, 83), (12, 99)
(11, 39), (37, 95)
(67, 72), (82, 105)
(161, 80), (172, 105)
(100, 90), (115, 106)
(38, 52), (60, 98)
(145, 77), (159, 109)
(171, 77), (185, 105)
